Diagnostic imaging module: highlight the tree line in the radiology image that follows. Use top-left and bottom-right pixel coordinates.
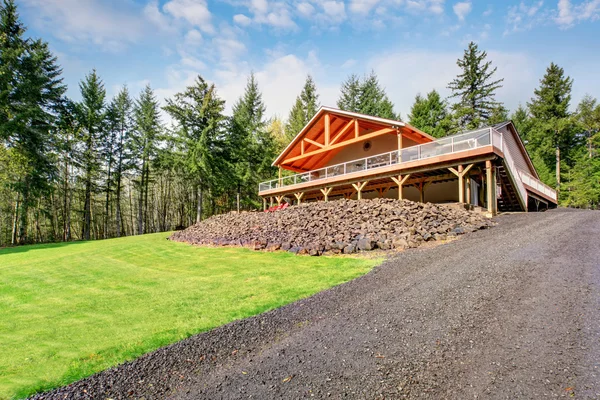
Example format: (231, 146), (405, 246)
(1, 1), (598, 246)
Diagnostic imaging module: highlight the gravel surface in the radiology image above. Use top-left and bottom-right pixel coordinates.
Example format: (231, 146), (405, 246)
(32, 208), (600, 400)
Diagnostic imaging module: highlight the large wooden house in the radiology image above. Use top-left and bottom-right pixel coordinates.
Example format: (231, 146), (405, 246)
(259, 106), (557, 215)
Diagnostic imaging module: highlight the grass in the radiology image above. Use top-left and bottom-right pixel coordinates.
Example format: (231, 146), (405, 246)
(0, 233), (379, 399)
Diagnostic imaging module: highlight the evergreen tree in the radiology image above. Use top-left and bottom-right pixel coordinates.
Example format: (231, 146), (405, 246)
(408, 90), (453, 138)
(164, 76), (226, 223)
(108, 86), (134, 237)
(448, 41), (504, 130)
(0, 0), (66, 243)
(575, 94), (600, 158)
(488, 104), (509, 125)
(337, 71), (397, 119)
(285, 75), (320, 140)
(511, 104), (533, 142)
(77, 70), (106, 241)
(337, 74), (361, 112)
(132, 85), (161, 234)
(228, 73), (276, 210)
(527, 63), (577, 190)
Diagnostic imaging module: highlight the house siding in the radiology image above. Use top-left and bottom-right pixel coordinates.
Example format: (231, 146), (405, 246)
(496, 125), (535, 175)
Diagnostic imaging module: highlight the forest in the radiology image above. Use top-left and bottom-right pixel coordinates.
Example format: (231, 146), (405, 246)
(1, 0), (598, 246)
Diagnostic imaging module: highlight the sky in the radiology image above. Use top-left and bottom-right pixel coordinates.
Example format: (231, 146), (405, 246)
(17, 0), (600, 121)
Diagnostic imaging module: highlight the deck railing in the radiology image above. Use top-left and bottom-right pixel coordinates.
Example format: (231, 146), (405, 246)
(259, 128), (496, 192)
(518, 170), (558, 201)
(258, 127), (558, 205)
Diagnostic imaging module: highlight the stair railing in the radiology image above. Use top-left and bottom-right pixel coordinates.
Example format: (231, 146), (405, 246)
(492, 128), (528, 210)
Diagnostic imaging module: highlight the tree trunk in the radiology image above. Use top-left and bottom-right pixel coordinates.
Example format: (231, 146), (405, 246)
(11, 193), (20, 245)
(83, 168), (92, 240)
(104, 160), (112, 239)
(237, 183), (240, 214)
(196, 180), (203, 223)
(138, 156), (146, 235)
(18, 184), (30, 244)
(555, 144), (561, 191)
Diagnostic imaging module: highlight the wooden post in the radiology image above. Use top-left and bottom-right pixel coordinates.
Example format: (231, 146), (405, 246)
(486, 160), (496, 215)
(397, 131), (403, 162)
(278, 166), (282, 187)
(270, 197), (274, 208)
(294, 192), (304, 205)
(320, 187), (332, 202)
(391, 174), (411, 200)
(466, 176), (471, 205)
(458, 165), (464, 203)
(324, 113), (331, 146)
(354, 119), (359, 138)
(263, 197), (267, 211)
(276, 196), (283, 206)
(352, 181), (368, 200)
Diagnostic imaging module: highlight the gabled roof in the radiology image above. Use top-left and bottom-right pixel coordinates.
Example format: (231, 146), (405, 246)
(493, 120), (539, 179)
(274, 106), (435, 171)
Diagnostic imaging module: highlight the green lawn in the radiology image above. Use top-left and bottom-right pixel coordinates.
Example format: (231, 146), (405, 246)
(0, 233), (379, 399)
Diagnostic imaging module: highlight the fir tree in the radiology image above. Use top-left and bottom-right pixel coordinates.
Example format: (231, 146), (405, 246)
(0, 0), (66, 242)
(511, 104), (533, 142)
(77, 70), (106, 241)
(337, 71), (397, 119)
(527, 63), (577, 190)
(285, 75), (320, 140)
(448, 41), (504, 130)
(337, 74), (361, 112)
(164, 76), (226, 223)
(408, 90), (453, 138)
(575, 94), (600, 158)
(132, 85), (161, 234)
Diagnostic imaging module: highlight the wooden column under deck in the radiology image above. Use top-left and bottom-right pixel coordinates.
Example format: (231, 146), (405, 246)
(352, 181), (368, 200)
(294, 192), (304, 205)
(486, 160), (497, 216)
(276, 196), (284, 206)
(263, 197), (267, 211)
(391, 174), (411, 200)
(320, 187), (332, 202)
(449, 163), (474, 204)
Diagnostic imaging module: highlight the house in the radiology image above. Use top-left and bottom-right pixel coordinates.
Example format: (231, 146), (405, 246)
(259, 106), (557, 215)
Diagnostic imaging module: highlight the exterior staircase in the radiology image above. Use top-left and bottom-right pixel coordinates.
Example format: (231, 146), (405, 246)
(497, 165), (523, 212)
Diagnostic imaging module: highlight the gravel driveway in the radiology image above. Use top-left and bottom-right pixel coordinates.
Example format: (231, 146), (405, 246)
(34, 208), (600, 399)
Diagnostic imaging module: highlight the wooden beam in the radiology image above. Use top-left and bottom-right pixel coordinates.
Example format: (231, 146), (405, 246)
(263, 197), (267, 211)
(486, 160), (496, 216)
(320, 187), (332, 202)
(391, 174), (411, 200)
(282, 127), (396, 165)
(352, 181), (369, 200)
(324, 113), (331, 146)
(458, 165), (464, 203)
(304, 138), (325, 149)
(355, 119), (359, 138)
(294, 192), (304, 205)
(301, 140), (305, 155)
(330, 119), (355, 146)
(397, 131), (403, 162)
(276, 196), (284, 206)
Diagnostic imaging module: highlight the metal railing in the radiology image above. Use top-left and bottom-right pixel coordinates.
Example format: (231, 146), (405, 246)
(259, 127), (495, 192)
(496, 128), (528, 209)
(518, 170), (558, 201)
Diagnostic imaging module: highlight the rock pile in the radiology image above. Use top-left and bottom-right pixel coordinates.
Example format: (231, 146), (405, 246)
(170, 198), (494, 256)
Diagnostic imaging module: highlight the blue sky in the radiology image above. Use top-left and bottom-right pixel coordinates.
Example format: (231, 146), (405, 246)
(17, 0), (600, 120)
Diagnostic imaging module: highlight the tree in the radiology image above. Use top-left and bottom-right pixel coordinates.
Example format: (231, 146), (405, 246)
(164, 76), (226, 223)
(0, 0), (66, 243)
(132, 85), (161, 234)
(107, 86), (134, 237)
(408, 90), (453, 138)
(527, 63), (577, 190)
(77, 70), (106, 240)
(448, 41), (504, 130)
(285, 75), (320, 140)
(511, 104), (533, 142)
(337, 71), (397, 119)
(575, 94), (600, 158)
(337, 74), (361, 112)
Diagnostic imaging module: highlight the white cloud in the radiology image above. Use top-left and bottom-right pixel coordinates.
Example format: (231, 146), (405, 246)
(405, 0), (446, 15)
(163, 0), (214, 33)
(349, 0), (382, 15)
(555, 0), (600, 28)
(322, 1), (347, 22)
(453, 1), (472, 21)
(341, 59), (357, 69)
(185, 29), (203, 45)
(505, 1), (546, 34)
(483, 6), (493, 16)
(297, 2), (316, 17)
(233, 14), (252, 26)
(20, 0), (146, 51)
(213, 37), (247, 61)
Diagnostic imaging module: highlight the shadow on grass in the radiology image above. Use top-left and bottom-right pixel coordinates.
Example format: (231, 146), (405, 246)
(0, 240), (90, 255)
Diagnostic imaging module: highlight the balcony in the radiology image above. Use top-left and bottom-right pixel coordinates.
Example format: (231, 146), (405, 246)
(259, 127), (502, 192)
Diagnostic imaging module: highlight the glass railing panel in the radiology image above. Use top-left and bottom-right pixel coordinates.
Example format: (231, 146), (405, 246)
(400, 146), (419, 162)
(327, 164), (344, 177)
(346, 159), (367, 173)
(367, 153), (391, 169)
(390, 151), (399, 164)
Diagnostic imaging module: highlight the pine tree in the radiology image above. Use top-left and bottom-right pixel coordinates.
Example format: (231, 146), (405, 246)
(132, 84), (161, 234)
(337, 74), (361, 112)
(528, 63), (577, 190)
(575, 94), (600, 158)
(109, 86), (134, 237)
(337, 71), (397, 119)
(511, 104), (533, 142)
(285, 75), (320, 140)
(77, 70), (106, 240)
(408, 90), (453, 138)
(164, 76), (226, 223)
(448, 41), (504, 130)
(0, 0), (66, 243)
